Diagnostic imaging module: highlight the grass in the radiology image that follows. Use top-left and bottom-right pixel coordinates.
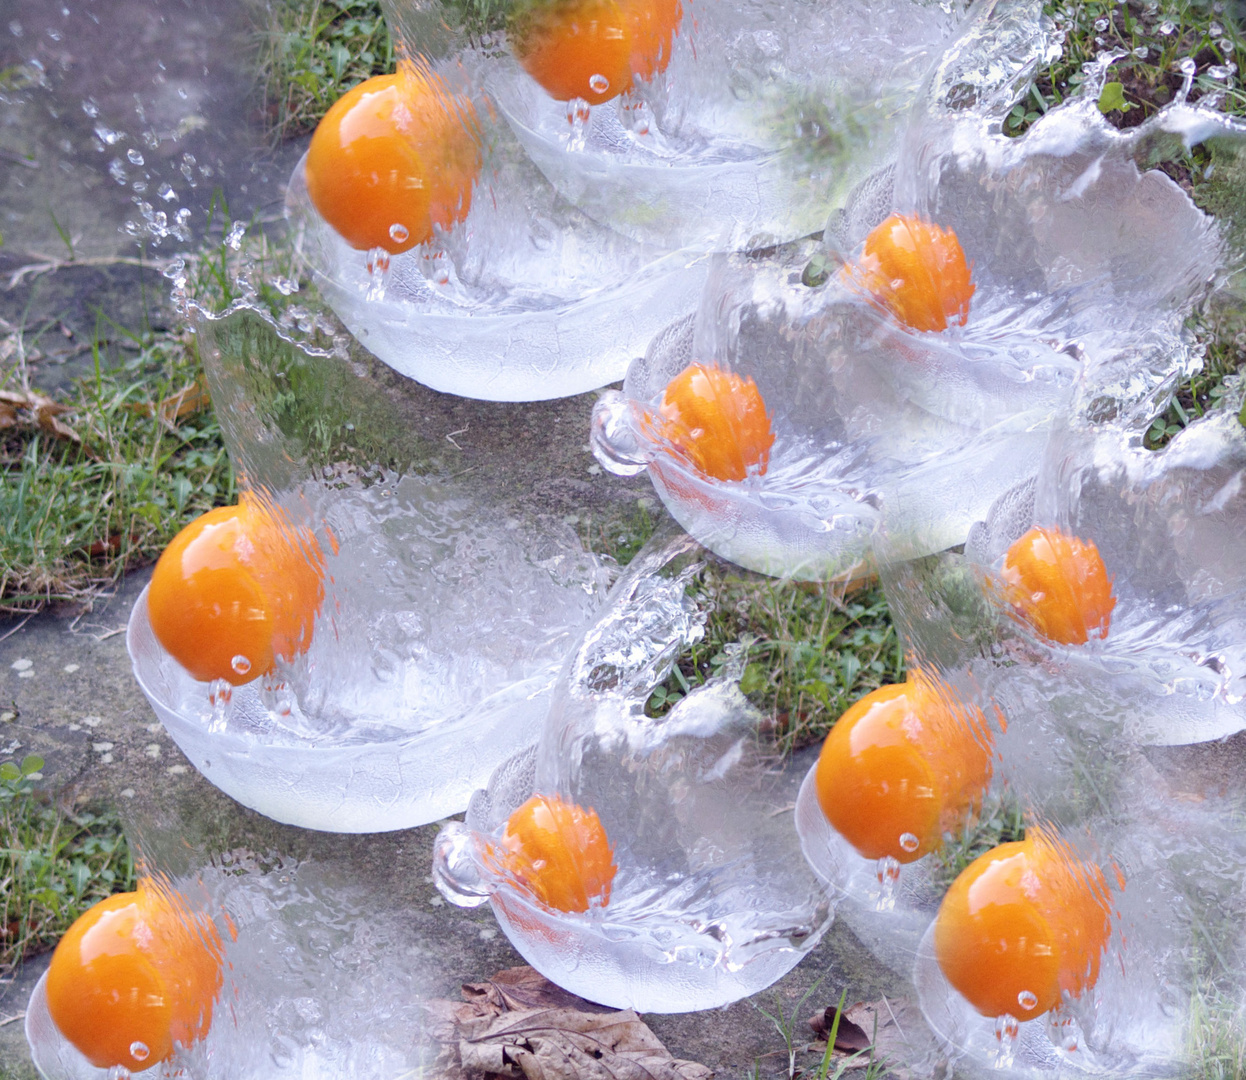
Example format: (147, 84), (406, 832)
(0, 754), (136, 976)
(251, 0), (393, 143)
(930, 791), (1027, 889)
(1188, 979), (1246, 1080)
(641, 561), (905, 757)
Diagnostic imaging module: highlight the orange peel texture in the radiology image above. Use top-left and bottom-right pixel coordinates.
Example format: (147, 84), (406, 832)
(305, 67), (482, 254)
(815, 672), (995, 863)
(999, 526), (1116, 646)
(646, 362), (776, 483)
(933, 828), (1116, 1022)
(46, 884), (224, 1072)
(510, 0), (634, 104)
(842, 213), (974, 332)
(147, 496), (326, 686)
(487, 794), (617, 913)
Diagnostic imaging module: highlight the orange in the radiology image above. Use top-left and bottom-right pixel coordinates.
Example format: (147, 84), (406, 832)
(625, 0), (682, 81)
(842, 213), (974, 332)
(510, 0), (634, 104)
(815, 673), (994, 863)
(999, 527), (1115, 646)
(305, 67), (481, 255)
(147, 496), (325, 686)
(933, 829), (1115, 1021)
(46, 884), (224, 1071)
(646, 362), (775, 482)
(487, 794), (617, 913)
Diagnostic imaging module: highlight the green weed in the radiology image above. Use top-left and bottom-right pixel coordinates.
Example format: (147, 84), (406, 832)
(251, 0), (393, 142)
(0, 755), (135, 976)
(930, 791), (1027, 889)
(1187, 979), (1246, 1080)
(645, 563), (905, 756)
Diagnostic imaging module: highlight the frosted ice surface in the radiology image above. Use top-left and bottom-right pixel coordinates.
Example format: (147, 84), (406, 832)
(435, 529), (834, 1012)
(129, 474), (610, 832)
(286, 123), (708, 400)
(485, 0), (966, 250)
(26, 858), (435, 1079)
(595, 62), (1241, 579)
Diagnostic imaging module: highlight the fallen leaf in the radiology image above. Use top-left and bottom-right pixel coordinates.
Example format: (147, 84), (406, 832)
(124, 376), (211, 428)
(0, 400), (16, 430)
(809, 1004), (871, 1052)
(426, 966), (712, 1080)
(0, 390), (90, 452)
(463, 967), (615, 1016)
(809, 997), (934, 1080)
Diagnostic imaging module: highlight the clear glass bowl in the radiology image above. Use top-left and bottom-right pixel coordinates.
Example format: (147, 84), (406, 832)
(433, 529), (836, 1011)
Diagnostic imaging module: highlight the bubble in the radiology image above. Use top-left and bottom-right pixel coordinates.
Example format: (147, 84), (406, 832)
(588, 73), (610, 94)
(129, 1041), (150, 1062)
(899, 832), (920, 852)
(388, 223), (409, 243)
(127, 148), (144, 166)
(231, 655), (252, 676)
(1018, 989), (1039, 1010)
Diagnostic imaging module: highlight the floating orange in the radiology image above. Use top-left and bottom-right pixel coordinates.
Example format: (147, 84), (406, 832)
(999, 526), (1115, 646)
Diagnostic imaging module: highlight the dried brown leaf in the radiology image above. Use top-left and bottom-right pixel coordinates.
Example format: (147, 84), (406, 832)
(808, 1005), (871, 1051)
(809, 997), (934, 1080)
(427, 966), (712, 1080)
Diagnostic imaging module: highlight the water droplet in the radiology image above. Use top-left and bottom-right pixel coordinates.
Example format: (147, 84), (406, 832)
(208, 678), (233, 734)
(127, 148), (144, 166)
(231, 655), (252, 676)
(993, 1013), (1020, 1069)
(1208, 64), (1231, 80)
(107, 1066), (132, 1080)
(81, 98), (99, 118)
(874, 855), (901, 912)
(389, 222), (409, 243)
(1179, 57), (1197, 76)
(1159, 19), (1175, 33)
(129, 1041), (150, 1062)
(226, 220), (247, 250)
(1210, 21), (1223, 37)
(157, 182), (177, 202)
(588, 73), (610, 94)
(898, 832), (920, 853)
(1094, 17), (1109, 30)
(1017, 989), (1038, 1011)
(9, 21), (23, 37)
(1133, 45), (1149, 59)
(108, 158), (127, 185)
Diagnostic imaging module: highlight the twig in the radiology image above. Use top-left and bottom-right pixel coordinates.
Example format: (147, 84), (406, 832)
(0, 1011), (25, 1028)
(0, 615), (33, 645)
(5, 253), (177, 291)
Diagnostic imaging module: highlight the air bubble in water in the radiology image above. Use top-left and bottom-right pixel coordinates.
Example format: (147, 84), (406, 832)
(1017, 989), (1038, 1010)
(388, 222), (409, 244)
(226, 221), (247, 250)
(127, 148), (144, 166)
(231, 654), (252, 676)
(898, 832), (920, 853)
(588, 73), (610, 94)
(129, 1042), (149, 1062)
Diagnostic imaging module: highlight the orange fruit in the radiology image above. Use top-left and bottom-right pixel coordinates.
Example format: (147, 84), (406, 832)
(46, 885), (224, 1071)
(933, 829), (1115, 1021)
(646, 362), (775, 483)
(815, 672), (994, 863)
(147, 496), (325, 686)
(487, 794), (617, 913)
(625, 0), (682, 81)
(999, 527), (1115, 646)
(510, 0), (634, 104)
(305, 67), (481, 255)
(842, 213), (974, 332)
